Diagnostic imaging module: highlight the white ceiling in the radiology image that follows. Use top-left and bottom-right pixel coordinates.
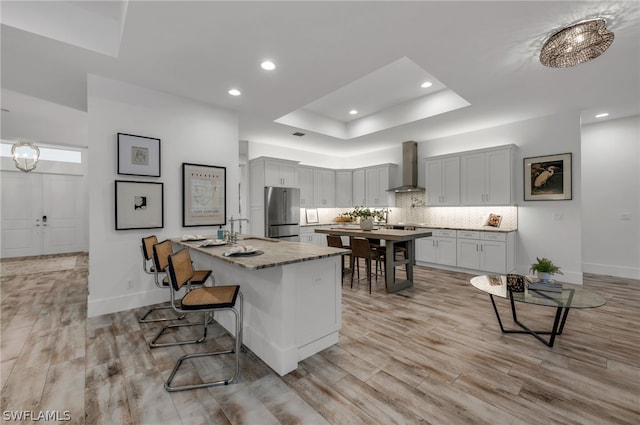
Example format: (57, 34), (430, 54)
(1, 1), (639, 156)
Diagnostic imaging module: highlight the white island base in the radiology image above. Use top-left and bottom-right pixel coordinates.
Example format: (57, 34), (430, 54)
(189, 249), (342, 376)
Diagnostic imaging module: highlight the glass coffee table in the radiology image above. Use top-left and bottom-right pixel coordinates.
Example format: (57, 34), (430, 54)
(470, 275), (606, 347)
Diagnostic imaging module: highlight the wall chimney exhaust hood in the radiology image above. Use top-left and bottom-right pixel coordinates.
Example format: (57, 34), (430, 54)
(388, 141), (425, 193)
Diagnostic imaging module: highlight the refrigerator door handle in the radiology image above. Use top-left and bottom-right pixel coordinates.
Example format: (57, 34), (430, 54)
(283, 190), (287, 222)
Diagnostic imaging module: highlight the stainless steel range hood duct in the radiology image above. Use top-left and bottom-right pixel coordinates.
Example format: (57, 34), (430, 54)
(388, 141), (425, 193)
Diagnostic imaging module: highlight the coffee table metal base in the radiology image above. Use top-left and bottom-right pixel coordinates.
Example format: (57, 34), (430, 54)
(488, 292), (572, 348)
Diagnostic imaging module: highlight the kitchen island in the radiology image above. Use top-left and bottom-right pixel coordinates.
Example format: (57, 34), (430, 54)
(172, 235), (349, 376)
(314, 226), (433, 293)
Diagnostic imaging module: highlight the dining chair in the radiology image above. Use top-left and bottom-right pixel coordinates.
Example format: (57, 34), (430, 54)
(138, 235), (186, 323)
(350, 237), (385, 294)
(326, 235), (351, 277)
(164, 248), (243, 391)
(148, 239), (214, 348)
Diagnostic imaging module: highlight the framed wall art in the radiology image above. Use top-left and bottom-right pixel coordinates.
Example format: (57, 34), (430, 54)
(524, 153), (572, 201)
(182, 163), (226, 227)
(305, 208), (319, 224)
(115, 180), (164, 230)
(485, 213), (502, 228)
(117, 133), (161, 177)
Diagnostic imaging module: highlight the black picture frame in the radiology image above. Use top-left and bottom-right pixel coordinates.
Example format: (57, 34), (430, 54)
(117, 133), (161, 177)
(524, 153), (572, 201)
(115, 180), (164, 230)
(182, 163), (226, 227)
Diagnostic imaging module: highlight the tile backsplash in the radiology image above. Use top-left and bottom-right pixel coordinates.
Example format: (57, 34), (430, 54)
(300, 192), (517, 230)
(390, 192), (518, 229)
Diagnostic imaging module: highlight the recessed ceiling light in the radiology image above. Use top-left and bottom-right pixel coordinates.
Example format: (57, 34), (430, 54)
(594, 112), (609, 118)
(228, 89), (241, 96)
(349, 110), (358, 115)
(421, 81), (433, 88)
(261, 60), (276, 71)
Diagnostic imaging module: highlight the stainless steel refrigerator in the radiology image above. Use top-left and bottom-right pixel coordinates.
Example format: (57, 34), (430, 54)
(265, 186), (300, 241)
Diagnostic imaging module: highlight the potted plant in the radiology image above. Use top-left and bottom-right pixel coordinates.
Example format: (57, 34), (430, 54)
(345, 206), (388, 230)
(529, 257), (563, 283)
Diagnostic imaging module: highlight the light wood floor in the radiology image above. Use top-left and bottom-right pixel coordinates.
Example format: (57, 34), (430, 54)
(1, 253), (638, 424)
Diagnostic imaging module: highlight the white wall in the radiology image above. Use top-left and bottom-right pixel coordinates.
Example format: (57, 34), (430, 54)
(581, 115), (640, 279)
(417, 111), (583, 283)
(253, 112), (585, 283)
(87, 75), (239, 317)
(249, 142), (402, 170)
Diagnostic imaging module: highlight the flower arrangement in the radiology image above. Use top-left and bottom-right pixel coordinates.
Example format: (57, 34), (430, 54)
(340, 206), (388, 222)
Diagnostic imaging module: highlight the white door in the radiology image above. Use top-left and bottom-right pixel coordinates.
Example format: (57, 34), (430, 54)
(42, 174), (84, 255)
(1, 171), (84, 258)
(1, 172), (43, 257)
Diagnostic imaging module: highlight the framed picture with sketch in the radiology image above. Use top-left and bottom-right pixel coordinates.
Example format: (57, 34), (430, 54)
(117, 133), (161, 177)
(524, 153), (572, 201)
(182, 163), (226, 227)
(115, 180), (164, 230)
(305, 208), (319, 224)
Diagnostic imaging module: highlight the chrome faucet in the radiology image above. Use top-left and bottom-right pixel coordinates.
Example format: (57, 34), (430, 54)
(228, 216), (250, 243)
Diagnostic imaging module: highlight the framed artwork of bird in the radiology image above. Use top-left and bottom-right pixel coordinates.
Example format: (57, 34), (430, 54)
(524, 153), (572, 201)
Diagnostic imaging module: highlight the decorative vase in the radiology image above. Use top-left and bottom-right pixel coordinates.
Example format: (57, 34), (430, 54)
(538, 272), (552, 283)
(359, 218), (373, 231)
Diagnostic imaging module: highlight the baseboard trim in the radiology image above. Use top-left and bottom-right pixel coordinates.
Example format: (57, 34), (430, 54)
(582, 263), (640, 280)
(88, 289), (170, 318)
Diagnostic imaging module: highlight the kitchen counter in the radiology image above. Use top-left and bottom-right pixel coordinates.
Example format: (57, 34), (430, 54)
(170, 234), (346, 376)
(173, 234), (349, 270)
(302, 222), (517, 232)
(390, 223), (518, 233)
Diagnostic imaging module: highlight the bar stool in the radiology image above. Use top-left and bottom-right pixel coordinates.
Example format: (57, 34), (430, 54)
(148, 239), (214, 348)
(350, 237), (385, 294)
(326, 235), (351, 276)
(138, 235), (186, 323)
(164, 248), (243, 391)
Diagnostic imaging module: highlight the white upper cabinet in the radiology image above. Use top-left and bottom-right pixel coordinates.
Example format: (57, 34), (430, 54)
(352, 169), (366, 206)
(264, 158), (298, 187)
(460, 146), (513, 205)
(313, 168), (336, 207)
(249, 157), (299, 207)
(298, 166), (314, 207)
(335, 170), (353, 207)
(365, 164), (397, 207)
(425, 156), (460, 206)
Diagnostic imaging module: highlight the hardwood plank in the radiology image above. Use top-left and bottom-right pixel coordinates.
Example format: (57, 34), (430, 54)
(2, 253), (639, 425)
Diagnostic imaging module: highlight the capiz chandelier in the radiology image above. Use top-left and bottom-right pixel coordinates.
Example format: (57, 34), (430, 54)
(540, 18), (614, 68)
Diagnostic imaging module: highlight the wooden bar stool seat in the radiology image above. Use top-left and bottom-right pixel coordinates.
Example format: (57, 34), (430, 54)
(350, 237), (385, 294)
(164, 248), (243, 391)
(326, 234), (352, 276)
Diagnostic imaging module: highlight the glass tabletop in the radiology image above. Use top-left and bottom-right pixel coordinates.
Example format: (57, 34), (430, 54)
(470, 275), (606, 309)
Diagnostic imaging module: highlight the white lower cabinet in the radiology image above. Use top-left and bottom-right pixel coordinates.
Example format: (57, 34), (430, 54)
(456, 230), (513, 274)
(416, 229), (457, 267)
(300, 226), (329, 246)
(417, 228), (515, 274)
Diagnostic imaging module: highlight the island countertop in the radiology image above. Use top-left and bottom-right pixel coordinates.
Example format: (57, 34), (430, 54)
(171, 233), (346, 376)
(172, 235), (350, 270)
(313, 226), (433, 241)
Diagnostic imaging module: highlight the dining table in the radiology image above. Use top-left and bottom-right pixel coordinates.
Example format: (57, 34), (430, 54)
(314, 226), (433, 293)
